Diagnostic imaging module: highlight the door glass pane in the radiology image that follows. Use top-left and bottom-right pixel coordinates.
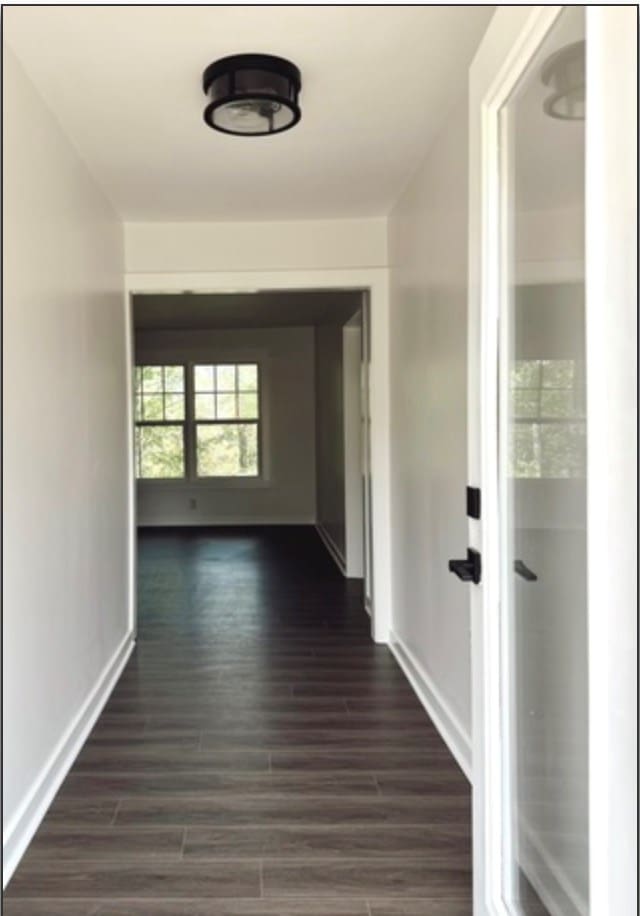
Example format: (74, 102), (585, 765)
(500, 9), (588, 914)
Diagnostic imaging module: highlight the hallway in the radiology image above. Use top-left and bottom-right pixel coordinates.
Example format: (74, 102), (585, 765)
(5, 528), (471, 914)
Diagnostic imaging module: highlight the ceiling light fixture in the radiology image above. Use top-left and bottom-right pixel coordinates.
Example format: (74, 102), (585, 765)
(541, 41), (585, 121)
(202, 53), (301, 136)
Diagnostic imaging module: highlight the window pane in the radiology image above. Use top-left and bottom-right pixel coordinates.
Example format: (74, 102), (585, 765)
(238, 364), (258, 390)
(194, 365), (214, 391)
(217, 393), (237, 419)
(197, 424), (258, 477)
(238, 393), (258, 419)
(135, 394), (143, 422)
(142, 394), (163, 420)
(512, 389), (539, 418)
(509, 424), (540, 478)
(135, 367), (142, 393)
(136, 425), (184, 478)
(511, 359), (541, 389)
(542, 359), (574, 388)
(164, 366), (184, 392)
(539, 422), (586, 478)
(164, 393), (184, 421)
(195, 393), (215, 420)
(216, 365), (236, 391)
(142, 366), (162, 392)
(540, 389), (573, 418)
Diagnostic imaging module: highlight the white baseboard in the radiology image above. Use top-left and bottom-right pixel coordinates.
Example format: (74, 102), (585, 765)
(519, 816), (588, 916)
(2, 631), (135, 888)
(315, 524), (347, 576)
(389, 631), (472, 781)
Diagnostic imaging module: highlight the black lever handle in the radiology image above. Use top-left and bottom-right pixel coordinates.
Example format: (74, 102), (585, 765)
(448, 548), (481, 585)
(514, 559), (538, 581)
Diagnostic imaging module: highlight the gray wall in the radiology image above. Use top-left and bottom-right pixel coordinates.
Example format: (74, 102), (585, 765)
(388, 95), (472, 764)
(314, 324), (347, 560)
(3, 48), (128, 873)
(135, 326), (316, 525)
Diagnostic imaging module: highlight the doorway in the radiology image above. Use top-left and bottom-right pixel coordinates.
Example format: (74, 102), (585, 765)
(130, 288), (370, 602)
(124, 269), (393, 644)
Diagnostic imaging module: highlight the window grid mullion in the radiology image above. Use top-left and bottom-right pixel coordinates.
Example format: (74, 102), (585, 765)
(185, 362), (196, 481)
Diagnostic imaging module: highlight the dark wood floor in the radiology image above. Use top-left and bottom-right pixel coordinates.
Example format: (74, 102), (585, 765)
(5, 526), (472, 915)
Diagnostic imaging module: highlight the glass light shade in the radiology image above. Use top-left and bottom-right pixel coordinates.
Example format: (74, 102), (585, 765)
(541, 41), (586, 120)
(203, 54), (301, 136)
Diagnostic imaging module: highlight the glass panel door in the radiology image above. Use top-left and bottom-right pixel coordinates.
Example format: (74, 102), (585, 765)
(499, 9), (588, 914)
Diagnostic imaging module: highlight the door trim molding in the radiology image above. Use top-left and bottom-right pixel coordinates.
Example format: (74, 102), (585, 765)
(125, 267), (392, 645)
(468, 7), (565, 914)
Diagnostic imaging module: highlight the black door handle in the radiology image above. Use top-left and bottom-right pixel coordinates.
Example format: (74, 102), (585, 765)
(448, 548), (481, 585)
(514, 559), (538, 581)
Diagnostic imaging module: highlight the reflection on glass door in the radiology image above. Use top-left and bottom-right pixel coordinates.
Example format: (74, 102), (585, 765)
(500, 9), (588, 915)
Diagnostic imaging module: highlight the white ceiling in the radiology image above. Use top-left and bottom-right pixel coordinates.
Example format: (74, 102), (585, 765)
(133, 291), (363, 331)
(4, 6), (493, 221)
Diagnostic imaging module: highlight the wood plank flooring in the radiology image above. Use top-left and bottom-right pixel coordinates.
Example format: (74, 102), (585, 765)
(4, 526), (472, 915)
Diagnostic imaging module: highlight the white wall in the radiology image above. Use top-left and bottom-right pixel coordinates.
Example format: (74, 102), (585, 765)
(343, 322), (365, 578)
(2, 47), (130, 883)
(125, 219), (387, 274)
(388, 96), (472, 774)
(135, 327), (316, 525)
(315, 323), (347, 564)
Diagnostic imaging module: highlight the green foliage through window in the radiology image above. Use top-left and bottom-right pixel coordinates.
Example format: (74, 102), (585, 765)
(194, 363), (260, 478)
(134, 362), (260, 480)
(135, 425), (184, 479)
(135, 366), (186, 479)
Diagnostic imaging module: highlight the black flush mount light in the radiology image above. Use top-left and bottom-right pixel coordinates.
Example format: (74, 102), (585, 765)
(541, 41), (585, 121)
(202, 53), (301, 136)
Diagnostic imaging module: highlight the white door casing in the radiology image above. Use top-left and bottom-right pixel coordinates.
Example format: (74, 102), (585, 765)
(124, 267), (392, 645)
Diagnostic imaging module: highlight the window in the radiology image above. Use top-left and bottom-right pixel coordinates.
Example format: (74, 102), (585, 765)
(135, 366), (186, 478)
(194, 364), (259, 477)
(509, 358), (586, 478)
(134, 362), (260, 481)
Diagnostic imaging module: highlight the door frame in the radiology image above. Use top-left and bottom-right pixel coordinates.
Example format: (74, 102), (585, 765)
(123, 267), (392, 645)
(469, 6), (638, 915)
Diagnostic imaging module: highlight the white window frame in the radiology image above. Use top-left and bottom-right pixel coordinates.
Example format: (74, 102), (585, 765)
(188, 359), (264, 484)
(135, 357), (270, 489)
(134, 364), (188, 481)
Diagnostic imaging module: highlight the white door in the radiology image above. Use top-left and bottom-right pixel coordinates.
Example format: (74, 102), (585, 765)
(468, 7), (637, 916)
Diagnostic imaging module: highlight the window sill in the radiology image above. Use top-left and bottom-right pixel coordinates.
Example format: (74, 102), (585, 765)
(136, 477), (272, 491)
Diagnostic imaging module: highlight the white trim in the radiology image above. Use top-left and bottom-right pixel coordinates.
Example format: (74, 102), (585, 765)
(389, 631), (472, 782)
(518, 816), (587, 916)
(125, 267), (392, 645)
(139, 516), (317, 528)
(585, 9), (638, 915)
(124, 290), (137, 637)
(315, 523), (347, 576)
(469, 8), (565, 915)
(2, 631), (135, 888)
